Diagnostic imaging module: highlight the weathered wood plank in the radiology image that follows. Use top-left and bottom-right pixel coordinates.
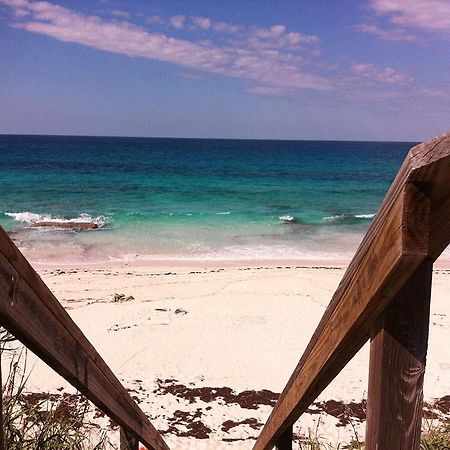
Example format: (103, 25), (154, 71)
(253, 130), (450, 450)
(365, 258), (433, 450)
(408, 134), (450, 259)
(275, 425), (292, 450)
(120, 426), (139, 450)
(0, 231), (169, 450)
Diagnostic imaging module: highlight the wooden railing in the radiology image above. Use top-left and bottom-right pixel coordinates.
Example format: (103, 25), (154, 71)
(0, 226), (169, 449)
(0, 132), (449, 450)
(253, 132), (450, 450)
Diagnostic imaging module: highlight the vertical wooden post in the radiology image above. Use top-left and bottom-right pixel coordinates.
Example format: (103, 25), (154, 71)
(365, 258), (433, 450)
(275, 425), (292, 450)
(120, 426), (139, 450)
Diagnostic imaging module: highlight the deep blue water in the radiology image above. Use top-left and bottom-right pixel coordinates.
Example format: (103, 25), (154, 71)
(0, 135), (414, 263)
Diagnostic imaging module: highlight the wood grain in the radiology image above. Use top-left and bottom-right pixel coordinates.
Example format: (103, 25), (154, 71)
(253, 131), (450, 450)
(365, 259), (433, 450)
(0, 230), (170, 450)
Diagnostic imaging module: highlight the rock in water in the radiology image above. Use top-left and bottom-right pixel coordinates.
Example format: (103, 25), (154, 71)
(32, 221), (98, 230)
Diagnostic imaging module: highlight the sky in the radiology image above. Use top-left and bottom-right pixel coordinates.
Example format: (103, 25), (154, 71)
(1, 0), (450, 141)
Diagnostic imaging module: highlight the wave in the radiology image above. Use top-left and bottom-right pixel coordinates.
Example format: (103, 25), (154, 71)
(279, 215), (296, 223)
(107, 244), (350, 263)
(323, 213), (375, 223)
(216, 211), (231, 215)
(5, 211), (107, 228)
(354, 214), (376, 219)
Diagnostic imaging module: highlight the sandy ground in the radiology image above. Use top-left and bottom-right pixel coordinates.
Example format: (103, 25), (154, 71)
(3, 262), (450, 449)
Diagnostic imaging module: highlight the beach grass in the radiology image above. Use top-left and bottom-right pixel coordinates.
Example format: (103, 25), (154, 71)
(1, 329), (113, 450)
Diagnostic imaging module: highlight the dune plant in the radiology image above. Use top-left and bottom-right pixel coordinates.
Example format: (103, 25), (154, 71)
(1, 328), (115, 449)
(421, 419), (450, 450)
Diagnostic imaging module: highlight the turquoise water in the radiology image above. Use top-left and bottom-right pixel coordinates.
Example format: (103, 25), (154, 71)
(0, 135), (413, 264)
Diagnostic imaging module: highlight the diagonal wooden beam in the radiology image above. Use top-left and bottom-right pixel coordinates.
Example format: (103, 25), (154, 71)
(0, 349), (4, 450)
(0, 228), (170, 450)
(253, 132), (450, 450)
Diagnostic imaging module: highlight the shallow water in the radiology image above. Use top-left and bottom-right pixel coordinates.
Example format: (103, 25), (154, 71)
(0, 135), (415, 264)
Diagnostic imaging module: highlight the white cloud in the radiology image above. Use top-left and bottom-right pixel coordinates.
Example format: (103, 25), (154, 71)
(169, 14), (186, 29)
(244, 25), (319, 52)
(419, 86), (450, 99)
(354, 23), (418, 42)
(191, 16), (211, 30)
(245, 86), (292, 96)
(0, 0), (331, 93)
(3, 0), (439, 103)
(208, 20), (239, 34)
(370, 0), (450, 32)
(109, 10), (130, 19)
(351, 63), (413, 84)
(168, 15), (240, 34)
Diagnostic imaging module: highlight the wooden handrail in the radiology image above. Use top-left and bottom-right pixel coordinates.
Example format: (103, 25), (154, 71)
(254, 132), (450, 450)
(0, 228), (170, 450)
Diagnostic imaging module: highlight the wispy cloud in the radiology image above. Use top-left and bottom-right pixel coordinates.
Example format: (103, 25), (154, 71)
(166, 15), (240, 34)
(164, 16), (318, 51)
(0, 0), (331, 94)
(351, 63), (413, 84)
(370, 0), (450, 31)
(354, 23), (418, 42)
(245, 85), (293, 96)
(1, 0), (440, 105)
(109, 9), (130, 19)
(357, 0), (450, 42)
(169, 14), (186, 29)
(333, 61), (418, 105)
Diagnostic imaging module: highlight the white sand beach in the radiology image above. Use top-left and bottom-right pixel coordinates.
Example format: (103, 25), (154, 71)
(9, 261), (449, 449)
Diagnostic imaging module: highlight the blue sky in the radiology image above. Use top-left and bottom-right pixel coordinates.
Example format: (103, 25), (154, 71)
(1, 0), (449, 141)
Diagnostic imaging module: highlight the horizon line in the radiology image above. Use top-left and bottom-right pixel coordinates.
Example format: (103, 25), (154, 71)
(0, 132), (419, 144)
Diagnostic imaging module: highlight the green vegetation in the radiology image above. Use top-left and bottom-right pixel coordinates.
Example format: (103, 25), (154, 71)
(1, 329), (115, 449)
(421, 419), (450, 450)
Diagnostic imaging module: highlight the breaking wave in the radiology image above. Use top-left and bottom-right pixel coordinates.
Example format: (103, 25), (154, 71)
(5, 211), (107, 228)
(323, 213), (375, 223)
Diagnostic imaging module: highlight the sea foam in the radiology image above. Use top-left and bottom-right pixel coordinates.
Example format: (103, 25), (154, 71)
(5, 212), (107, 228)
(323, 213), (375, 222)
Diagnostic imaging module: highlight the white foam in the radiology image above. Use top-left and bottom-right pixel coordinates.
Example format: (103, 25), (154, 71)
(216, 212), (231, 215)
(354, 213), (376, 219)
(279, 215), (296, 223)
(106, 243), (351, 263)
(5, 211), (53, 223)
(5, 211), (107, 228)
(323, 213), (375, 221)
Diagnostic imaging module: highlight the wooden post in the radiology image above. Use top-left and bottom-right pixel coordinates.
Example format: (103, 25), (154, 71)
(275, 426), (292, 450)
(120, 426), (139, 450)
(365, 258), (433, 450)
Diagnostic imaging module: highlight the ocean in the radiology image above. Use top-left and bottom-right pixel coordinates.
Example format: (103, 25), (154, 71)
(0, 135), (416, 265)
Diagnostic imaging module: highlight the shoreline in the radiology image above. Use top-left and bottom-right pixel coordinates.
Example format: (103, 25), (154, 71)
(31, 254), (450, 271)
